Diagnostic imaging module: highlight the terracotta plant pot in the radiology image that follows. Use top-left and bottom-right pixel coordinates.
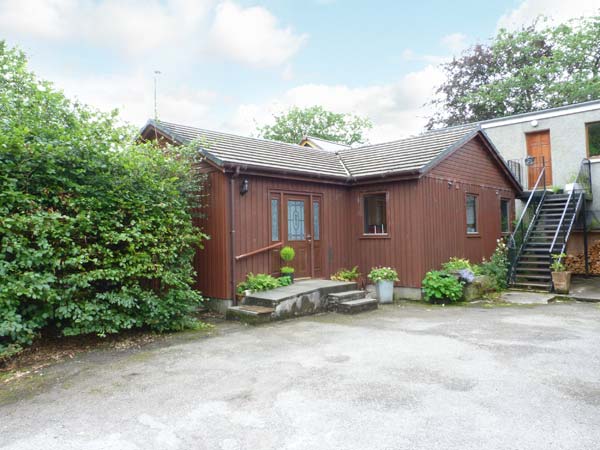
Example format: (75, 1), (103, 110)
(551, 271), (572, 294)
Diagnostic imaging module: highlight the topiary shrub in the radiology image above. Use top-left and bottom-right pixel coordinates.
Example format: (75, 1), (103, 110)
(280, 246), (295, 262)
(0, 43), (207, 358)
(422, 271), (464, 304)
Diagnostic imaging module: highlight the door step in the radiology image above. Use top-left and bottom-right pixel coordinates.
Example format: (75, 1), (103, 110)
(226, 305), (274, 324)
(337, 297), (379, 314)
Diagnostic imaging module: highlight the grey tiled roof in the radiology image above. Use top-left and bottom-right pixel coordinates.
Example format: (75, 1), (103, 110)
(337, 124), (479, 178)
(148, 120), (481, 180)
(151, 120), (349, 179)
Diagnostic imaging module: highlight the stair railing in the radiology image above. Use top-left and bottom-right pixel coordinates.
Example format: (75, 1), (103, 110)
(548, 158), (591, 268)
(507, 166), (547, 284)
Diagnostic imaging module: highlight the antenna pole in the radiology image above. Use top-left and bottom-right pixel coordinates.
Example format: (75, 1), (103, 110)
(153, 70), (161, 121)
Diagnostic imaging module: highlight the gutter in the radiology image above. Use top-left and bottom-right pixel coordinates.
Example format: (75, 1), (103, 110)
(228, 167), (239, 305)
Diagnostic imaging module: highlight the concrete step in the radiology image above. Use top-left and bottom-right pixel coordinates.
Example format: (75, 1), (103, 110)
(336, 298), (378, 314)
(511, 282), (552, 291)
(226, 305), (274, 325)
(328, 290), (366, 305)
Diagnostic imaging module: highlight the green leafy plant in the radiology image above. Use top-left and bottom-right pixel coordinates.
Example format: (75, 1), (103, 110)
(442, 257), (474, 272)
(550, 185), (563, 194)
(277, 276), (293, 287)
(550, 253), (567, 272)
(331, 266), (361, 282)
(422, 271), (464, 303)
(237, 273), (281, 295)
(280, 246), (296, 263)
(368, 267), (399, 283)
(478, 239), (509, 290)
(0, 43), (207, 358)
(280, 266), (295, 275)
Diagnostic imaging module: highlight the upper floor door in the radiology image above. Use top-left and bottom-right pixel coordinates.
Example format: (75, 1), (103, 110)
(526, 130), (552, 188)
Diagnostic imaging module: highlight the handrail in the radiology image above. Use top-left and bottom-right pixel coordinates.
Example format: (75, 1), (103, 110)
(507, 165), (546, 284)
(235, 241), (283, 261)
(512, 166), (546, 234)
(549, 189), (575, 253)
(548, 158), (591, 265)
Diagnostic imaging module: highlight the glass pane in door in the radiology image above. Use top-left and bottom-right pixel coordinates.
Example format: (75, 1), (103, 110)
(287, 200), (305, 241)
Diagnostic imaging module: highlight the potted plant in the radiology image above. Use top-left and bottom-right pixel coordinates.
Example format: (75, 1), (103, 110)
(550, 253), (571, 294)
(368, 267), (398, 304)
(280, 246), (296, 283)
(564, 174), (581, 193)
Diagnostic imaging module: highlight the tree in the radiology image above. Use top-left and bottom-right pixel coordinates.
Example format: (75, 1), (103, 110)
(0, 42), (207, 358)
(257, 105), (372, 145)
(427, 15), (600, 129)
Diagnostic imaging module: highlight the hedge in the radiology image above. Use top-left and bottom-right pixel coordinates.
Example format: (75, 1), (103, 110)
(0, 42), (207, 358)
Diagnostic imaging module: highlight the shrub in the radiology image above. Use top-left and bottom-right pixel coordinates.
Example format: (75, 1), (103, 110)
(280, 246), (295, 262)
(237, 273), (281, 294)
(0, 43), (207, 358)
(422, 271), (464, 303)
(442, 257), (474, 272)
(368, 267), (399, 283)
(277, 276), (293, 287)
(478, 239), (509, 290)
(280, 266), (295, 275)
(331, 266), (360, 282)
(550, 253), (567, 272)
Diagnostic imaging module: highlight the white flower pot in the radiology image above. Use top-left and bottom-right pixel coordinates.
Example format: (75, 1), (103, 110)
(376, 280), (394, 304)
(564, 182), (581, 193)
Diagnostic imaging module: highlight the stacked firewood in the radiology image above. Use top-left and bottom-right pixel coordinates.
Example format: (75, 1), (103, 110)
(565, 241), (600, 275)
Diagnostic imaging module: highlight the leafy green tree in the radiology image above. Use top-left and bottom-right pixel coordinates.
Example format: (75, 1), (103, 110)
(427, 15), (600, 128)
(257, 105), (372, 145)
(0, 42), (207, 358)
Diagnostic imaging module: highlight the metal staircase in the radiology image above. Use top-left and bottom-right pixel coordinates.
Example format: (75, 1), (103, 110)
(507, 159), (592, 291)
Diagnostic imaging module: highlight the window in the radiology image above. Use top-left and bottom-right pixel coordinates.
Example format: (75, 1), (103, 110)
(363, 193), (387, 234)
(313, 201), (320, 241)
(466, 194), (478, 234)
(271, 198), (279, 241)
(587, 122), (600, 158)
(287, 200), (305, 241)
(500, 199), (510, 234)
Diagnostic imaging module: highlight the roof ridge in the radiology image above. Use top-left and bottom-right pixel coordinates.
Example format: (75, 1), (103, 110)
(155, 119), (332, 152)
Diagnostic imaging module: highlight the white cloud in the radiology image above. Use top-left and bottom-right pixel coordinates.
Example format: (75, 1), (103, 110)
(401, 49), (447, 65)
(47, 71), (218, 128)
(208, 1), (308, 67)
(0, 0), (304, 66)
(440, 32), (468, 53)
(497, 0), (599, 29)
(226, 65), (444, 143)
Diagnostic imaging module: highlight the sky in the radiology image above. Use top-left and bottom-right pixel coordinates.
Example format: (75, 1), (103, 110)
(1, 0), (599, 143)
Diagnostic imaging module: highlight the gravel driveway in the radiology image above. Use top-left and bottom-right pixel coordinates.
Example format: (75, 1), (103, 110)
(2, 301), (600, 450)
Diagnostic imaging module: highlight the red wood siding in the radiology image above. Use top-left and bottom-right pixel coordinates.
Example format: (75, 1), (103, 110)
(431, 135), (512, 188)
(193, 167), (230, 299)
(349, 180), (427, 288)
(190, 134), (518, 297)
(230, 175), (352, 298)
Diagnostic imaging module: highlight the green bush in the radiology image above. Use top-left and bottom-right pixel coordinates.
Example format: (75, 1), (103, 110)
(331, 266), (360, 282)
(0, 43), (207, 358)
(237, 273), (281, 294)
(280, 266), (295, 275)
(277, 276), (293, 287)
(422, 271), (464, 303)
(478, 239), (509, 290)
(442, 257), (474, 272)
(280, 246), (295, 262)
(368, 267), (399, 283)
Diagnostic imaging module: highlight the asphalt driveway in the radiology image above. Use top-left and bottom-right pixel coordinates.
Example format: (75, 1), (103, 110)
(1, 301), (600, 450)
